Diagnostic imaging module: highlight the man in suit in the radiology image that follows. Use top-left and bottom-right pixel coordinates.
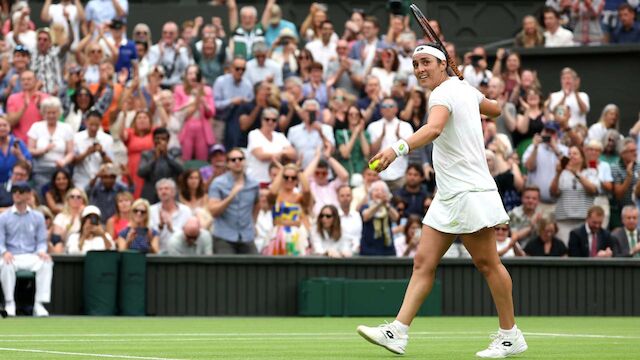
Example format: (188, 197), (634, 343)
(568, 206), (615, 258)
(611, 205), (640, 257)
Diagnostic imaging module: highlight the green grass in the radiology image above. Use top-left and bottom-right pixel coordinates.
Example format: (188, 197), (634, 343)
(0, 317), (637, 359)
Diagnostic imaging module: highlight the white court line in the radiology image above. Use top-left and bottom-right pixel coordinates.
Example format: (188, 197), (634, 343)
(523, 332), (639, 339)
(0, 347), (188, 360)
(1, 332), (638, 342)
(0, 331), (481, 338)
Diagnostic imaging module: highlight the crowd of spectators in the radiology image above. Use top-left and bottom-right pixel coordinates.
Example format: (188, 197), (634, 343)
(0, 0), (639, 315)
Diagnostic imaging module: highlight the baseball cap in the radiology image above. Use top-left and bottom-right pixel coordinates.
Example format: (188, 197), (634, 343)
(109, 19), (125, 30)
(81, 205), (102, 218)
(11, 181), (31, 193)
(544, 121), (560, 133)
(209, 144), (226, 156)
(13, 45), (30, 55)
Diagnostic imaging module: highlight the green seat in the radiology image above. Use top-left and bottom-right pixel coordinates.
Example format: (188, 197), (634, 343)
(184, 160), (208, 170)
(16, 270), (35, 279)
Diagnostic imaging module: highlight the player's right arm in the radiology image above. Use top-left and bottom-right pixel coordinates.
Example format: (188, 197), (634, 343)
(368, 106), (448, 172)
(406, 105), (449, 150)
(479, 99), (501, 117)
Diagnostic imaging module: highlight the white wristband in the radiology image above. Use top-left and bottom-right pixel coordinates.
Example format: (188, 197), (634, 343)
(392, 139), (409, 157)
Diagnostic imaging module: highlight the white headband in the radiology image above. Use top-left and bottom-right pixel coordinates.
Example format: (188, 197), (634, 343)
(412, 45), (446, 61)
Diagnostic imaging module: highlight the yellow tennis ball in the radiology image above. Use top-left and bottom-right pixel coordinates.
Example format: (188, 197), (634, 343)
(369, 159), (380, 171)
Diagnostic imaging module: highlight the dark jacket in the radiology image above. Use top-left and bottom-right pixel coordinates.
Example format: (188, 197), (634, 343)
(568, 224), (616, 257)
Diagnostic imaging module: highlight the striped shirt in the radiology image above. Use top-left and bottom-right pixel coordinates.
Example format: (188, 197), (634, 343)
(554, 169), (599, 221)
(611, 162), (640, 206)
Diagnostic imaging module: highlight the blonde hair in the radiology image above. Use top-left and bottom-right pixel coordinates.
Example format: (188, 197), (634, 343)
(62, 188), (88, 215)
(130, 198), (151, 227)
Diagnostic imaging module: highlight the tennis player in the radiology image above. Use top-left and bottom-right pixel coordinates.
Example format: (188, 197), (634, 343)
(357, 44), (528, 358)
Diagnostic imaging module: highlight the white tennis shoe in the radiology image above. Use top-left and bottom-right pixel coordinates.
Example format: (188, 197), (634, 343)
(4, 301), (15, 317)
(357, 322), (408, 355)
(476, 329), (528, 358)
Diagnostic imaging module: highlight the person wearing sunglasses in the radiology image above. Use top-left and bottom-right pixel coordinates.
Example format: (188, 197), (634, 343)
(366, 97), (414, 192)
(305, 144), (349, 216)
(33, 25), (73, 96)
(51, 187), (88, 253)
(246, 107), (296, 185)
(263, 162), (312, 256)
(116, 198), (159, 254)
(167, 217), (212, 256)
(494, 224), (521, 258)
(0, 181), (53, 317)
(213, 57), (253, 114)
(209, 148), (260, 254)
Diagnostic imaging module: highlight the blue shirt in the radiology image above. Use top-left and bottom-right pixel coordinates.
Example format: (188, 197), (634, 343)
(610, 22), (640, 44)
(359, 204), (396, 256)
(213, 74), (254, 113)
(85, 0), (128, 25)
(118, 227), (158, 254)
(114, 38), (138, 75)
(0, 206), (47, 255)
(264, 20), (298, 48)
(209, 172), (259, 243)
(0, 68), (22, 103)
(0, 136), (32, 183)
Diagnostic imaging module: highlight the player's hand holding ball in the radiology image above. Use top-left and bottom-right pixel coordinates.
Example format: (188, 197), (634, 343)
(369, 147), (397, 173)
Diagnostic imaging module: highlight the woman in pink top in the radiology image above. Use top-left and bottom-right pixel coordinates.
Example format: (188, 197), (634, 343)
(121, 111), (154, 198)
(173, 65), (216, 161)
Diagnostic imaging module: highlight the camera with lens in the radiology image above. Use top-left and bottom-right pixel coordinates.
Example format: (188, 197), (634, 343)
(388, 0), (404, 15)
(470, 54), (484, 67)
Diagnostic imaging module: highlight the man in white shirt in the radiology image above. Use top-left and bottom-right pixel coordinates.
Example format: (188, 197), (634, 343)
(149, 179), (192, 254)
(287, 99), (335, 169)
(543, 7), (575, 47)
(367, 97), (414, 191)
(523, 122), (569, 216)
(245, 41), (283, 87)
(147, 22), (190, 88)
(72, 110), (113, 190)
(337, 185), (362, 253)
(305, 20), (337, 70)
(547, 67), (590, 128)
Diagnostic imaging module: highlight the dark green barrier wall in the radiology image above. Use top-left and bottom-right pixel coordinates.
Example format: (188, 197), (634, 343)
(49, 256), (640, 316)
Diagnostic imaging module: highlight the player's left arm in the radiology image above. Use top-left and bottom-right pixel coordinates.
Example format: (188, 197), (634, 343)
(479, 99), (502, 118)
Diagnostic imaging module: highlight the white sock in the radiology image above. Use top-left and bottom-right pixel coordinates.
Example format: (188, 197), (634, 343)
(5, 300), (15, 307)
(392, 320), (410, 334)
(499, 325), (518, 336)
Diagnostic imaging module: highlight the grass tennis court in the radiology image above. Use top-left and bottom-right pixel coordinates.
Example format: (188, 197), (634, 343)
(0, 317), (637, 359)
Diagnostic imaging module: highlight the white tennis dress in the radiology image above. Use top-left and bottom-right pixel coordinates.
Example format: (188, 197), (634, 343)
(422, 77), (509, 234)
